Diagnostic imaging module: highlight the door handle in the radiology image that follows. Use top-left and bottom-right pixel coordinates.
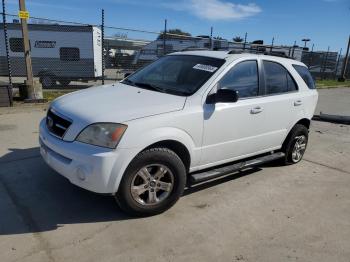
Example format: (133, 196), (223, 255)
(250, 106), (263, 114)
(294, 100), (302, 106)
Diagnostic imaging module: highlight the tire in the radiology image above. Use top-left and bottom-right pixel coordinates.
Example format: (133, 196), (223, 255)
(115, 148), (186, 216)
(282, 124), (309, 165)
(40, 75), (55, 89)
(58, 79), (71, 87)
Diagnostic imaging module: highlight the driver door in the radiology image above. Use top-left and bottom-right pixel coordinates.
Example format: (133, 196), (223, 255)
(200, 59), (271, 167)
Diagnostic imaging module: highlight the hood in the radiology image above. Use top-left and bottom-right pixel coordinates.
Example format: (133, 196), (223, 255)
(50, 83), (186, 140)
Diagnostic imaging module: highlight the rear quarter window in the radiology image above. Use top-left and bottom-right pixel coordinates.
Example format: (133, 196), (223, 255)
(293, 65), (316, 89)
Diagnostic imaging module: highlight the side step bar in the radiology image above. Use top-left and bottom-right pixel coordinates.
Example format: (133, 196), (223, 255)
(190, 152), (285, 184)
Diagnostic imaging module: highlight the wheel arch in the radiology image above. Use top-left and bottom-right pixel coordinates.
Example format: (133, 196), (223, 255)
(282, 118), (311, 150)
(143, 140), (191, 172)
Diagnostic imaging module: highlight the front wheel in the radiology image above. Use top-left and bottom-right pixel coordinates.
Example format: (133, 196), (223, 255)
(115, 148), (186, 216)
(282, 124), (309, 165)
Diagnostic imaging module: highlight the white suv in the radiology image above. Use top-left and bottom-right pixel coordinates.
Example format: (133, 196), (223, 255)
(39, 51), (318, 216)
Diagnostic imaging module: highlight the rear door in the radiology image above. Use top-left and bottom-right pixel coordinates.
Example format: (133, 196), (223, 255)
(255, 59), (303, 148)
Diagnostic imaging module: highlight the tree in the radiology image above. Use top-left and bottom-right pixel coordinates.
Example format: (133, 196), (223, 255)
(233, 36), (244, 43)
(158, 29), (192, 40)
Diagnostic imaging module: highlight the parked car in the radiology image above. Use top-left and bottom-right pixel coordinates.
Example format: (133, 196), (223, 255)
(39, 51), (318, 216)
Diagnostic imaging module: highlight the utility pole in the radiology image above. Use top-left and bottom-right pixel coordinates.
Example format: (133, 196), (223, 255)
(163, 19), (167, 56)
(339, 35), (350, 82)
(18, 0), (42, 100)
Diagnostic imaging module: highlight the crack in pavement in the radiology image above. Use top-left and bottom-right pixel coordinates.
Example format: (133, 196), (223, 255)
(304, 158), (350, 175)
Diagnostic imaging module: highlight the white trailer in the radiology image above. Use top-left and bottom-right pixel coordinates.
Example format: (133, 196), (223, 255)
(0, 23), (102, 88)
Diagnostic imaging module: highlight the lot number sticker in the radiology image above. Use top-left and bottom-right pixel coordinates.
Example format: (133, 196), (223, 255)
(193, 64), (218, 72)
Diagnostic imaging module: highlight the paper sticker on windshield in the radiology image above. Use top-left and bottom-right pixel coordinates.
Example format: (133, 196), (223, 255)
(193, 64), (218, 72)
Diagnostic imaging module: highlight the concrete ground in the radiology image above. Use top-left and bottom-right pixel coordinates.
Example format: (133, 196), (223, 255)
(315, 87), (350, 116)
(1, 102), (350, 262)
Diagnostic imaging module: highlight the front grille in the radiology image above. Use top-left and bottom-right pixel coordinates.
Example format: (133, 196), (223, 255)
(46, 109), (72, 138)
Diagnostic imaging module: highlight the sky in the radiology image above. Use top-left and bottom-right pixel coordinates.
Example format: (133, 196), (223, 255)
(4, 0), (350, 52)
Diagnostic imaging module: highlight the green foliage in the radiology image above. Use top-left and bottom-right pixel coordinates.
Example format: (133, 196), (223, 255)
(233, 36), (244, 42)
(158, 29), (192, 40)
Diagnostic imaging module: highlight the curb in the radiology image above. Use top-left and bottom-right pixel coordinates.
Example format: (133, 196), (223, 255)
(313, 112), (350, 125)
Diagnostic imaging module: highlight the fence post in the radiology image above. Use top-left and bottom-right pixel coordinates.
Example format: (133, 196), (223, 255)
(2, 0), (12, 106)
(210, 26), (213, 50)
(270, 37), (274, 52)
(163, 19), (167, 56)
(321, 46), (330, 80)
(291, 41), (296, 58)
(339, 35), (350, 81)
(308, 43), (314, 68)
(101, 9), (105, 85)
(334, 48), (342, 79)
(243, 32), (247, 51)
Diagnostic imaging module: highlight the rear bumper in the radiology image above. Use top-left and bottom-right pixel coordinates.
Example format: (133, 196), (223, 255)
(39, 119), (132, 194)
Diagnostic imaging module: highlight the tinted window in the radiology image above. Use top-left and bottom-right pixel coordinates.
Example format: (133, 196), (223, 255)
(124, 55), (225, 96)
(9, 38), (24, 52)
(60, 47), (80, 61)
(293, 65), (316, 89)
(263, 61), (297, 94)
(218, 60), (259, 98)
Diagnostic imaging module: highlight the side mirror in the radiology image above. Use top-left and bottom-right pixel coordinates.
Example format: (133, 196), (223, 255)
(206, 89), (239, 104)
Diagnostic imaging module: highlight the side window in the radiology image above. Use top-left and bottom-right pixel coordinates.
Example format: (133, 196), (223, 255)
(9, 38), (24, 52)
(60, 47), (80, 61)
(293, 65), (316, 89)
(218, 60), (259, 98)
(263, 61), (298, 95)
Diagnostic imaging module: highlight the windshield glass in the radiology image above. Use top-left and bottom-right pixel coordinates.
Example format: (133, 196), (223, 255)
(122, 55), (225, 96)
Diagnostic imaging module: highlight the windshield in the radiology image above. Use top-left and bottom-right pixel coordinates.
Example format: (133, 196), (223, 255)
(122, 55), (225, 96)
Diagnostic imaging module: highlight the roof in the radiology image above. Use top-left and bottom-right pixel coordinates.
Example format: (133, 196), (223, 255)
(0, 23), (95, 32)
(169, 50), (306, 66)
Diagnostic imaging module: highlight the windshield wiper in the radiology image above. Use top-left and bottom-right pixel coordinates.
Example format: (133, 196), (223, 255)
(121, 78), (135, 86)
(133, 82), (167, 93)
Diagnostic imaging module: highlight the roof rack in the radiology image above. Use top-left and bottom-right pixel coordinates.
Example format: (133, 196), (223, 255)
(227, 49), (294, 59)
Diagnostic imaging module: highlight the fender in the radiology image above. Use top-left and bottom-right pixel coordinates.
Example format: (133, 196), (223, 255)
(111, 126), (198, 192)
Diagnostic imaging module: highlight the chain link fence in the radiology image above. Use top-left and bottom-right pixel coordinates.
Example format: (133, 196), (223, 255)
(1, 11), (349, 98)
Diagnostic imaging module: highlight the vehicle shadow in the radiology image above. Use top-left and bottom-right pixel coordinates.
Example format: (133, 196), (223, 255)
(0, 147), (132, 236)
(0, 147), (262, 235)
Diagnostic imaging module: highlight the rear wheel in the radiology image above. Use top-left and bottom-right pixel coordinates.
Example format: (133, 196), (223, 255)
(40, 75), (55, 89)
(115, 148), (186, 216)
(282, 124), (309, 165)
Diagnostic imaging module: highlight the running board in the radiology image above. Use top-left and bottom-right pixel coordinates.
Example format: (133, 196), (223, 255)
(190, 152), (285, 184)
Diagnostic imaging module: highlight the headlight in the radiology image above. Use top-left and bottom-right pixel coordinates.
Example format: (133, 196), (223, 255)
(76, 123), (127, 149)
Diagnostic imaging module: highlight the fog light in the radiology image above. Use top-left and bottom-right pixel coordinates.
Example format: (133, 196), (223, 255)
(76, 166), (87, 181)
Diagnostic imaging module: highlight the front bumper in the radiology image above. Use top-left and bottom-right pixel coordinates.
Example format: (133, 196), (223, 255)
(39, 119), (131, 194)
